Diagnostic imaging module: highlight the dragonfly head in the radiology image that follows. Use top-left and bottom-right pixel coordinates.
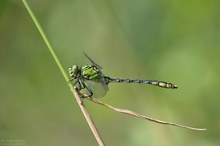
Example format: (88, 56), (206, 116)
(69, 64), (80, 79)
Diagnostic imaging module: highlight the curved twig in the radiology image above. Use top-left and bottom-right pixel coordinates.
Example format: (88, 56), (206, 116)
(84, 95), (206, 131)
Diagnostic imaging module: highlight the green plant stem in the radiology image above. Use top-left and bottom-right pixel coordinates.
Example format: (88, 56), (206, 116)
(21, 0), (105, 145)
(22, 0), (68, 81)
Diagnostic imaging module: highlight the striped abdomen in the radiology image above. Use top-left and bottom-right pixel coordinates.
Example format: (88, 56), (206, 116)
(105, 77), (178, 89)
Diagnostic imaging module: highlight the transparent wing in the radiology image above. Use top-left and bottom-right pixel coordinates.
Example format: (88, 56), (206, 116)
(83, 52), (109, 92)
(97, 72), (109, 92)
(84, 80), (108, 98)
(83, 51), (102, 69)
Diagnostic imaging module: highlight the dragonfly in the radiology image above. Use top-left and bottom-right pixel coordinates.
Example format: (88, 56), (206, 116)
(69, 52), (178, 98)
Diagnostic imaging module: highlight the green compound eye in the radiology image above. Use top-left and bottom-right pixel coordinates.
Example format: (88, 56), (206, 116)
(69, 64), (79, 78)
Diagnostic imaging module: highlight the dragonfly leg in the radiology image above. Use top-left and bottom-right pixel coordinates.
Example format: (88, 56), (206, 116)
(70, 78), (79, 86)
(76, 79), (93, 98)
(77, 79), (84, 90)
(82, 82), (93, 97)
(68, 78), (80, 87)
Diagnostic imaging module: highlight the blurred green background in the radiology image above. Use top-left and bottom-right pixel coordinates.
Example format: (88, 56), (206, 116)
(0, 0), (219, 145)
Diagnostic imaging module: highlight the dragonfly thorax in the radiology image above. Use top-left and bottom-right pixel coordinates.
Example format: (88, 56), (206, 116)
(81, 65), (101, 81)
(69, 64), (80, 79)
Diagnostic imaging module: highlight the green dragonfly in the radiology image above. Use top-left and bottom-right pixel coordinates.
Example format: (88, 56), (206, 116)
(69, 52), (177, 98)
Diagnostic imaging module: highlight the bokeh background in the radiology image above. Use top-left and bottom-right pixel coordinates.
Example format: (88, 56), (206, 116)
(0, 0), (219, 146)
